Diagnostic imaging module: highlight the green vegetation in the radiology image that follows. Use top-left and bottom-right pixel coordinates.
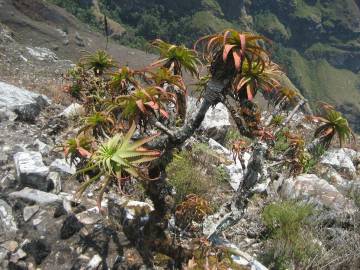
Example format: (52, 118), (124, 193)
(254, 12), (290, 42)
(313, 105), (355, 148)
(274, 128), (290, 154)
(275, 46), (360, 107)
(47, 0), (97, 27)
(261, 200), (320, 270)
(270, 114), (285, 127)
(76, 123), (160, 207)
(80, 50), (116, 76)
(166, 151), (209, 204)
(224, 127), (243, 148)
(166, 147), (228, 204)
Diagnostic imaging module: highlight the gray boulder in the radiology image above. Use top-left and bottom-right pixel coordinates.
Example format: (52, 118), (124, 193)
(50, 159), (76, 176)
(86, 254), (102, 270)
(75, 207), (101, 225)
(23, 205), (39, 222)
(14, 151), (49, 191)
(0, 81), (50, 122)
(208, 138), (251, 191)
(187, 97), (231, 144)
(0, 199), (17, 242)
(59, 103), (85, 119)
(320, 148), (358, 179)
(47, 171), (62, 194)
(9, 187), (62, 205)
(317, 164), (352, 194)
(34, 139), (51, 155)
(280, 174), (356, 214)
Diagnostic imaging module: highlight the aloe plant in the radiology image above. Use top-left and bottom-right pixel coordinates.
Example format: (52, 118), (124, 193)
(64, 135), (93, 166)
(146, 67), (186, 91)
(76, 122), (160, 208)
(232, 59), (282, 100)
(313, 108), (355, 148)
(151, 39), (201, 77)
(80, 50), (116, 75)
(109, 66), (142, 93)
(108, 86), (176, 122)
(195, 29), (282, 101)
(78, 111), (115, 138)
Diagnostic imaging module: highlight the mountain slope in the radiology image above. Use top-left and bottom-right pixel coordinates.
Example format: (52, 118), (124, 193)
(0, 0), (156, 66)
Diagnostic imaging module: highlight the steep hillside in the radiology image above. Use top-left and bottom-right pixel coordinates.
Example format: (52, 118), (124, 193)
(0, 0), (156, 67)
(49, 0), (360, 131)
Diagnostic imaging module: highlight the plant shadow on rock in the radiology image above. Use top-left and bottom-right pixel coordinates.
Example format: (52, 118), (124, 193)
(78, 225), (126, 269)
(22, 239), (51, 265)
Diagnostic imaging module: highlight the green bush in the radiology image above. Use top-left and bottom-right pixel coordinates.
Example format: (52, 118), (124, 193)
(214, 166), (230, 184)
(166, 144), (230, 204)
(302, 144), (325, 173)
(261, 200), (320, 270)
(273, 128), (290, 154)
(166, 151), (209, 204)
(270, 114), (285, 126)
(224, 127), (243, 148)
(47, 0), (98, 27)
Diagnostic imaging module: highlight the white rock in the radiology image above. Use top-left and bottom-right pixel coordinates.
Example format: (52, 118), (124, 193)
(23, 205), (39, 222)
(9, 248), (26, 263)
(62, 199), (73, 214)
(281, 174), (356, 214)
(221, 242), (268, 270)
(123, 200), (154, 218)
(32, 217), (43, 226)
(9, 188), (62, 205)
(111, 197), (154, 220)
(318, 165), (352, 194)
(50, 159), (76, 176)
(252, 178), (271, 194)
(55, 28), (67, 38)
(47, 171), (62, 194)
(34, 139), (51, 155)
(0, 81), (49, 120)
(0, 108), (17, 121)
(0, 199), (18, 242)
(208, 138), (231, 156)
(1, 241), (18, 252)
(59, 103), (85, 118)
(14, 151), (49, 191)
(86, 254), (102, 270)
(26, 46), (58, 61)
(320, 148), (357, 178)
(208, 138), (251, 190)
(0, 247), (6, 266)
(76, 207), (101, 225)
(187, 96), (231, 142)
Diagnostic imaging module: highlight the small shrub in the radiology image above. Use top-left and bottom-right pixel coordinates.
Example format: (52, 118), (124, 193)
(349, 188), (360, 209)
(261, 200), (320, 270)
(302, 144), (325, 173)
(273, 128), (290, 154)
(166, 151), (209, 204)
(270, 114), (285, 126)
(175, 194), (212, 229)
(214, 166), (230, 184)
(224, 127), (242, 148)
